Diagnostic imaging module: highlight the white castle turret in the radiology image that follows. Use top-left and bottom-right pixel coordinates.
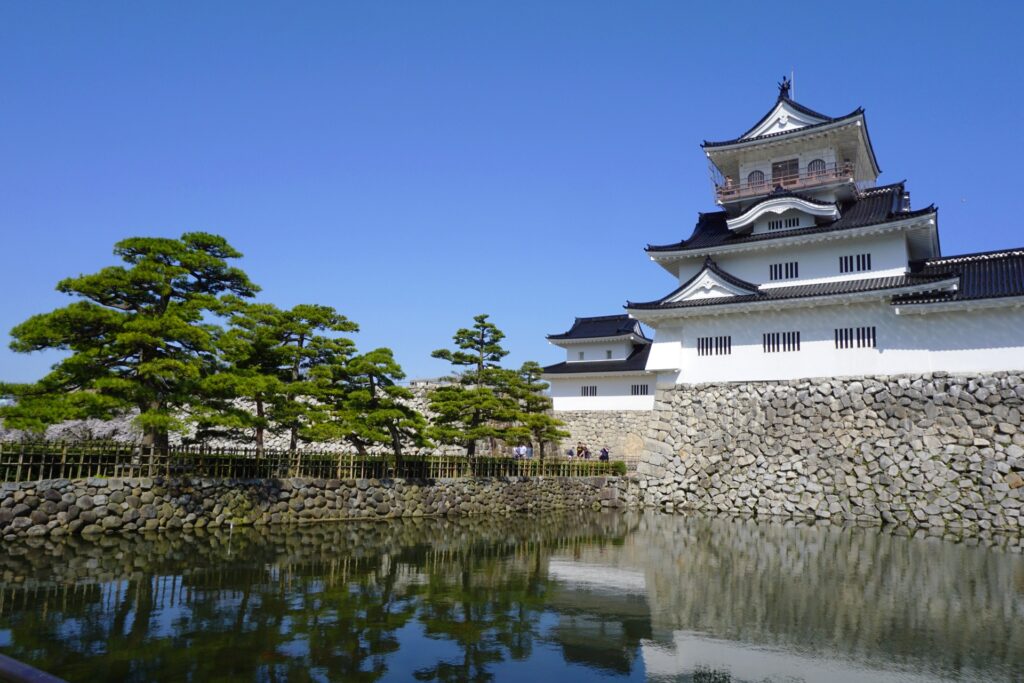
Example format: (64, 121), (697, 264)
(618, 80), (1024, 386)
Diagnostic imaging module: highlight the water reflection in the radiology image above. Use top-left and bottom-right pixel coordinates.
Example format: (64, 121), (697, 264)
(0, 512), (1020, 682)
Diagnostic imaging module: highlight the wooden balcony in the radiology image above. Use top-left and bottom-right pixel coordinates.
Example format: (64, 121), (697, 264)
(716, 162), (855, 203)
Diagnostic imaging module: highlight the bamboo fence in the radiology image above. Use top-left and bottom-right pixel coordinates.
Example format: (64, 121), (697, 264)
(0, 441), (626, 483)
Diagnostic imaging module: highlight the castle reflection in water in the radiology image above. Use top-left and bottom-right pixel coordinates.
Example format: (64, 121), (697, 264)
(0, 511), (1021, 682)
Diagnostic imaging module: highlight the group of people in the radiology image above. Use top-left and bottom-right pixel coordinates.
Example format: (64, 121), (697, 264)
(512, 444), (534, 459)
(567, 442), (610, 461)
(510, 442), (611, 461)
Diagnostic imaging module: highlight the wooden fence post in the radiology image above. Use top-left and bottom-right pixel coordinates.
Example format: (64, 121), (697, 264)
(15, 443), (24, 484)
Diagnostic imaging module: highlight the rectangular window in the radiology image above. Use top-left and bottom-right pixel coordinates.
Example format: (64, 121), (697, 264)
(767, 217), (800, 231)
(630, 384), (649, 396)
(577, 351), (584, 360)
(580, 385), (597, 397)
(772, 158), (799, 185)
(839, 253), (872, 273)
(697, 335), (732, 356)
(605, 350), (612, 359)
(762, 331), (801, 353)
(769, 261), (799, 281)
(835, 326), (877, 349)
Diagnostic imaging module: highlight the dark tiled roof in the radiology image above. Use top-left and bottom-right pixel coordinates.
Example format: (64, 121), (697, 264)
(740, 187), (838, 210)
(647, 183), (933, 254)
(627, 271), (956, 311)
(895, 249), (1024, 305)
(703, 95), (863, 148)
(547, 314), (650, 341)
(542, 344), (651, 375)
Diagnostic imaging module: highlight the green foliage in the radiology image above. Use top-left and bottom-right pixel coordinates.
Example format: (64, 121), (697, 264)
(193, 301), (358, 453)
(506, 361), (568, 460)
(428, 315), (523, 456)
(304, 347), (430, 459)
(1, 233), (258, 447)
(430, 313), (508, 379)
(428, 316), (567, 459)
(272, 304), (359, 451)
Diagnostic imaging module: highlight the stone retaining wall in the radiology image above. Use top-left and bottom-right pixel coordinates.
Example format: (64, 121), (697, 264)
(637, 372), (1024, 541)
(555, 410), (649, 468)
(0, 475), (640, 540)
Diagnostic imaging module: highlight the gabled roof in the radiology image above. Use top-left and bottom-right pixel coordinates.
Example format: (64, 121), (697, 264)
(700, 84), (882, 177)
(737, 96), (836, 139)
(703, 101), (865, 148)
(627, 271), (957, 311)
(895, 248), (1024, 305)
(725, 189), (841, 232)
(704, 89), (864, 147)
(657, 255), (760, 303)
(647, 183), (931, 254)
(547, 314), (650, 342)
(542, 344), (652, 375)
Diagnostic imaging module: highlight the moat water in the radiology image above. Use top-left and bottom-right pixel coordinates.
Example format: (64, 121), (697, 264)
(0, 511), (1020, 682)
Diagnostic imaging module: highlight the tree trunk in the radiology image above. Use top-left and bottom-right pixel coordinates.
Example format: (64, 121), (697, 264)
(387, 423), (404, 474)
(140, 400), (169, 454)
(288, 334), (305, 454)
(255, 397), (265, 459)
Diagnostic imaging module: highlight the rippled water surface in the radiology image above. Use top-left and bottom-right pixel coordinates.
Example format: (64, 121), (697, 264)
(0, 511), (1021, 682)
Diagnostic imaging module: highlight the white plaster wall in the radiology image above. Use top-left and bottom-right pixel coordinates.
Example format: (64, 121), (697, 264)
(552, 395), (655, 411)
(645, 323), (684, 373)
(738, 146), (836, 184)
(663, 301), (1024, 384)
(561, 340), (633, 363)
(548, 375), (655, 411)
(674, 232), (909, 288)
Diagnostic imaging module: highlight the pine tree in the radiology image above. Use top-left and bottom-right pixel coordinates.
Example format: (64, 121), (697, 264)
(275, 305), (358, 452)
(428, 314), (519, 457)
(507, 361), (568, 461)
(192, 301), (358, 457)
(304, 348), (429, 466)
(0, 233), (257, 449)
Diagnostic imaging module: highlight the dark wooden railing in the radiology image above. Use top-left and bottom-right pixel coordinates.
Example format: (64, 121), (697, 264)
(0, 442), (626, 483)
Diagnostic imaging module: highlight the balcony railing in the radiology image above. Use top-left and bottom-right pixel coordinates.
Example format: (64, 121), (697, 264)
(715, 162), (855, 203)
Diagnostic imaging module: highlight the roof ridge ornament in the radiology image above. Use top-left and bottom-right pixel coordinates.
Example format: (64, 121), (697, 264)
(777, 76), (791, 100)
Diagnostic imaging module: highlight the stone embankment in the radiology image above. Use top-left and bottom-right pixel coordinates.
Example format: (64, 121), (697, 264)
(0, 475), (640, 540)
(637, 372), (1024, 546)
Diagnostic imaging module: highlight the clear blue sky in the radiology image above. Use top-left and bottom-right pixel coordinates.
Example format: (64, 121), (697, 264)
(2, 1), (1022, 383)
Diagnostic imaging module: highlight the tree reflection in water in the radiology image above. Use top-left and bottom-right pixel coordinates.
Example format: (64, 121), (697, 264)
(0, 512), (640, 682)
(0, 511), (1021, 682)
